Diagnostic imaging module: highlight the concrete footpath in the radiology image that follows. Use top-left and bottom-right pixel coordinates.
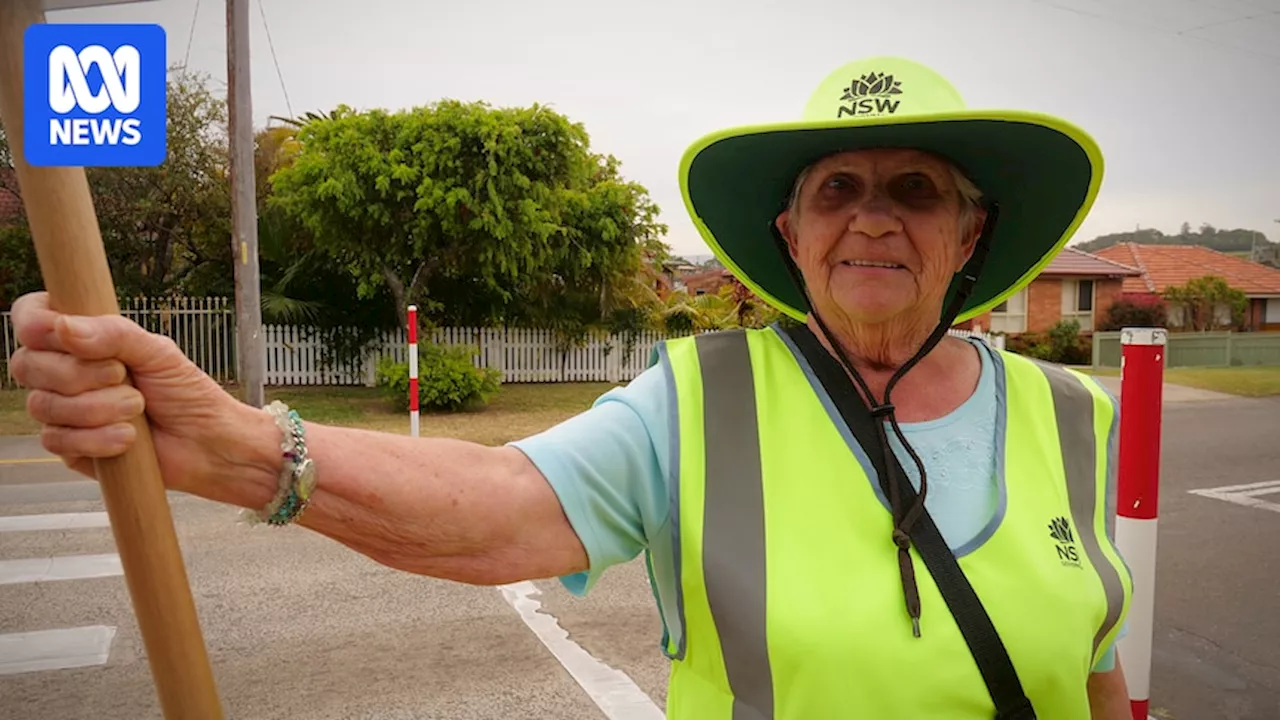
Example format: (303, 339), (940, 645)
(1088, 374), (1238, 403)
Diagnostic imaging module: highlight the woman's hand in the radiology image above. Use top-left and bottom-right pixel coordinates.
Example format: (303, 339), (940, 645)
(8, 291), (275, 502)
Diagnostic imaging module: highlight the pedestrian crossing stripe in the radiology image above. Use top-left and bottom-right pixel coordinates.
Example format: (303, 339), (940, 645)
(1189, 480), (1280, 514)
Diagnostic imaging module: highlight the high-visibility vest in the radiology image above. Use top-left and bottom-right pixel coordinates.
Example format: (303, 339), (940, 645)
(648, 327), (1132, 720)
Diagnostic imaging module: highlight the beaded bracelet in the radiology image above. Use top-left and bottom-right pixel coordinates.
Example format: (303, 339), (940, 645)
(241, 400), (317, 526)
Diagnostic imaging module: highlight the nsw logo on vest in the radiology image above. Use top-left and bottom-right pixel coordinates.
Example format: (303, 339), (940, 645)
(1048, 516), (1083, 569)
(836, 72), (903, 118)
(22, 23), (167, 167)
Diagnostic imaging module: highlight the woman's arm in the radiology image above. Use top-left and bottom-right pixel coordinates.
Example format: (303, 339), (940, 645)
(1087, 656), (1131, 720)
(10, 291), (589, 588)
(221, 406), (590, 585)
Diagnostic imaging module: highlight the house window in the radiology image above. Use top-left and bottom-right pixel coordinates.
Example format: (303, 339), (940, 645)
(1061, 279), (1095, 331)
(1266, 299), (1280, 324)
(990, 289), (1027, 333)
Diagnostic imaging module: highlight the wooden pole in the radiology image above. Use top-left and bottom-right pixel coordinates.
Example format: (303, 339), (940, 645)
(0, 2), (223, 717)
(226, 0), (264, 406)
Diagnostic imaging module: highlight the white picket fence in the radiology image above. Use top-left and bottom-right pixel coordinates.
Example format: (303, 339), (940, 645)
(0, 296), (1003, 388)
(261, 324), (678, 386)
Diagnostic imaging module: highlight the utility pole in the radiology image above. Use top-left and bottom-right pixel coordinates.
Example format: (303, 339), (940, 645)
(227, 0), (263, 406)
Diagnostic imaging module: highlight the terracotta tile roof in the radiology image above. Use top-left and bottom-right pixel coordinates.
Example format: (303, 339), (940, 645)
(1094, 243), (1280, 296)
(1042, 246), (1141, 277)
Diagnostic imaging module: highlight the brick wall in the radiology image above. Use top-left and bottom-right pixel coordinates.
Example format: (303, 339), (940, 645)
(1027, 278), (1062, 333)
(1093, 278), (1124, 330)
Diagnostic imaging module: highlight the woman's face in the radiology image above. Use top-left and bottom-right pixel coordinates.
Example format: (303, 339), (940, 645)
(775, 148), (985, 327)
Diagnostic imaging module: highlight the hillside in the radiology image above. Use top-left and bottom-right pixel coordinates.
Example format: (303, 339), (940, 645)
(1075, 223), (1276, 259)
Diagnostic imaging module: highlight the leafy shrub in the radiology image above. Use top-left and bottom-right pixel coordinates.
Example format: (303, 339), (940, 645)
(1162, 275), (1248, 331)
(376, 343), (502, 412)
(1099, 297), (1167, 331)
(1004, 332), (1054, 360)
(1004, 320), (1091, 365)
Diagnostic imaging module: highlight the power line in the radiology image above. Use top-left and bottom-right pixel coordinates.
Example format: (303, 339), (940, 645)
(254, 0), (293, 118)
(1025, 0), (1280, 63)
(183, 0), (202, 69)
(1176, 8), (1280, 35)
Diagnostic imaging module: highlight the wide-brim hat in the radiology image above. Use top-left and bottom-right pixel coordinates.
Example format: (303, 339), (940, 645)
(677, 56), (1104, 324)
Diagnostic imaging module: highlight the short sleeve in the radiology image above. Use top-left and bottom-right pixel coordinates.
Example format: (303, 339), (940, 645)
(507, 362), (673, 596)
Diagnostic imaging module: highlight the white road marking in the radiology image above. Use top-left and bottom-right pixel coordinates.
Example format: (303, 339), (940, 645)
(499, 581), (663, 720)
(0, 625), (117, 675)
(0, 512), (110, 532)
(1189, 480), (1280, 514)
(0, 554), (122, 585)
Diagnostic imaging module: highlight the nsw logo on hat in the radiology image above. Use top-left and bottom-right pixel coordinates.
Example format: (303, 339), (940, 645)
(836, 72), (904, 118)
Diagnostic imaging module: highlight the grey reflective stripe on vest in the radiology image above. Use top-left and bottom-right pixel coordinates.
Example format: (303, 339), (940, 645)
(1033, 361), (1128, 658)
(696, 331), (774, 720)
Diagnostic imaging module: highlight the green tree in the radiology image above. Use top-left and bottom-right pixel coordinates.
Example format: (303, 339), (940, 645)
(268, 99), (669, 334)
(1075, 224), (1276, 256)
(87, 68), (233, 297)
(504, 153), (668, 346)
(0, 68), (231, 301)
(0, 224), (40, 310)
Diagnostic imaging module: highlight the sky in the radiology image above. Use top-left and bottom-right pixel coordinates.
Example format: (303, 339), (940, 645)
(49, 0), (1280, 259)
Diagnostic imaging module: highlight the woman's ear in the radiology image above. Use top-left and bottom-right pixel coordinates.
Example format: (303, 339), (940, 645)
(775, 210), (801, 262)
(956, 205), (988, 269)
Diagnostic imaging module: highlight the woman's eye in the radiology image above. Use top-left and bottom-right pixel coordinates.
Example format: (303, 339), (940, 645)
(825, 175), (856, 191)
(897, 174), (936, 194)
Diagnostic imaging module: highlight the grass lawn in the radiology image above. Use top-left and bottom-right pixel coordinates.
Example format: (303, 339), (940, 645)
(4, 364), (1275, 439)
(0, 382), (620, 442)
(1160, 367), (1280, 398)
(1078, 365), (1280, 397)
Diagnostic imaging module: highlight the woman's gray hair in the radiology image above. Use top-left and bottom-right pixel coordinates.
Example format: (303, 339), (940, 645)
(785, 157), (984, 232)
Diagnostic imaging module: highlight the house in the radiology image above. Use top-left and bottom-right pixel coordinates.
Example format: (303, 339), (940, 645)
(959, 247), (1141, 335)
(681, 267), (734, 296)
(647, 255), (700, 296)
(1093, 243), (1280, 332)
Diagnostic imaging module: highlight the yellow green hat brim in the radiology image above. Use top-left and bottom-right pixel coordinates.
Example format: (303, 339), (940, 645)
(678, 107), (1104, 325)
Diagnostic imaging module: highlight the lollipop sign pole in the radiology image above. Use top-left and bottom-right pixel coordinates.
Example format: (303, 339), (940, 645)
(408, 305), (419, 437)
(1114, 327), (1167, 720)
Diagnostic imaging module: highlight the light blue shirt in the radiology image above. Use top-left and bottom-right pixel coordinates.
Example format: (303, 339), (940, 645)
(510, 328), (1123, 672)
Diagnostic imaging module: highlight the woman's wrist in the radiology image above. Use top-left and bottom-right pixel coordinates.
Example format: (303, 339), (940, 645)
(204, 401), (287, 510)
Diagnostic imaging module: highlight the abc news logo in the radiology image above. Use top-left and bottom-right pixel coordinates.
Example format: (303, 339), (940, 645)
(48, 44), (143, 147)
(23, 23), (166, 167)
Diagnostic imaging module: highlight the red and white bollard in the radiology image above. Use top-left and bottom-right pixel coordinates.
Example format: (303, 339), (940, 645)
(408, 304), (419, 437)
(1114, 327), (1167, 720)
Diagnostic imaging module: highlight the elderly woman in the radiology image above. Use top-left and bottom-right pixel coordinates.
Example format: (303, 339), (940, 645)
(11, 57), (1132, 718)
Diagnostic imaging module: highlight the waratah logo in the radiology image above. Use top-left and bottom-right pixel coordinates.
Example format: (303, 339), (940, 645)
(840, 72), (903, 102)
(1048, 516), (1074, 545)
